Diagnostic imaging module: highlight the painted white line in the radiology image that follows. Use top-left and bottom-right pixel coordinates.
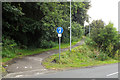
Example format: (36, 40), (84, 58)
(30, 66), (32, 68)
(35, 72), (44, 75)
(15, 75), (23, 78)
(34, 58), (43, 61)
(25, 66), (27, 68)
(4, 69), (49, 78)
(106, 72), (118, 77)
(43, 69), (46, 70)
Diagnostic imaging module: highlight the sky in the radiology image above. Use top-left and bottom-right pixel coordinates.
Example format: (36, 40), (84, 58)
(85, 0), (120, 31)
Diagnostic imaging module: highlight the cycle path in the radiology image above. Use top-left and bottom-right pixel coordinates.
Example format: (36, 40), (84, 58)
(4, 39), (85, 78)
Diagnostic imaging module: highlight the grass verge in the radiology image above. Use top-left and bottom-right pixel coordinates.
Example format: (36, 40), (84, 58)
(2, 38), (82, 63)
(42, 44), (118, 70)
(2, 37), (82, 75)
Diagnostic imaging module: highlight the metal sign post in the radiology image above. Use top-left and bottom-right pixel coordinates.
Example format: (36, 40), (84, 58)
(59, 35), (61, 60)
(58, 34), (62, 60)
(57, 27), (63, 60)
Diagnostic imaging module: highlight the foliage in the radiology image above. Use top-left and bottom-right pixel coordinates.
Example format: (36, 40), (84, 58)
(2, 2), (91, 63)
(2, 38), (81, 63)
(2, 36), (18, 58)
(2, 2), (90, 48)
(72, 22), (84, 38)
(85, 19), (105, 36)
(86, 20), (119, 59)
(42, 44), (118, 69)
(85, 37), (97, 46)
(95, 52), (109, 61)
(2, 2), (90, 49)
(40, 40), (57, 48)
(72, 2), (90, 25)
(90, 19), (105, 29)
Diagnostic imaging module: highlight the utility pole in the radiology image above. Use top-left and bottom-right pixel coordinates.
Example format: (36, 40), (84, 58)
(70, 0), (71, 52)
(88, 17), (91, 37)
(89, 23), (90, 37)
(67, 0), (71, 52)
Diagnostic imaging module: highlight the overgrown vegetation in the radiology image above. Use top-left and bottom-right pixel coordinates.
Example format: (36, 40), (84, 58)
(2, 2), (89, 48)
(85, 20), (120, 59)
(2, 2), (120, 72)
(2, 38), (82, 63)
(2, 2), (90, 61)
(42, 20), (120, 69)
(42, 43), (118, 69)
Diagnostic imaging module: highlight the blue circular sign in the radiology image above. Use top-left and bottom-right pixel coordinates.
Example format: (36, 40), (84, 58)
(57, 27), (63, 34)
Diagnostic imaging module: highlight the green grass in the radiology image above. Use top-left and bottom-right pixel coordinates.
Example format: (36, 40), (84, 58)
(0, 59), (5, 77)
(42, 44), (118, 70)
(2, 38), (82, 63)
(2, 38), (82, 74)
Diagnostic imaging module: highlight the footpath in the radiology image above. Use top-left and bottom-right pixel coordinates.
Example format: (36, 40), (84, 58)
(3, 39), (85, 78)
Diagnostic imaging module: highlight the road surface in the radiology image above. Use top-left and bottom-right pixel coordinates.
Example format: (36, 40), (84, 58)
(24, 63), (118, 78)
(3, 39), (119, 78)
(3, 39), (85, 78)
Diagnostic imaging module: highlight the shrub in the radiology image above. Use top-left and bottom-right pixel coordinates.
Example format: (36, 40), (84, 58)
(90, 22), (118, 58)
(72, 37), (79, 42)
(40, 40), (57, 48)
(113, 50), (120, 60)
(89, 53), (97, 59)
(96, 52), (109, 61)
(85, 37), (97, 46)
(2, 36), (18, 58)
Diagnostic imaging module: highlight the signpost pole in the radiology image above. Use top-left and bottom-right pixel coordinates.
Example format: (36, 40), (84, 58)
(59, 37), (61, 60)
(57, 27), (63, 60)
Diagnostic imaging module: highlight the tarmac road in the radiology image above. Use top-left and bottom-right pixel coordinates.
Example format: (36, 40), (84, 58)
(3, 39), (85, 78)
(25, 63), (118, 78)
(3, 39), (119, 78)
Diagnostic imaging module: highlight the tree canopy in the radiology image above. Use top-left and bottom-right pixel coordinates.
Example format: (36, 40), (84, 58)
(2, 2), (90, 48)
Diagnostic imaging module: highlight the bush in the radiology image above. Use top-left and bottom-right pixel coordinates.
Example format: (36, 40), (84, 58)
(72, 37), (80, 42)
(72, 22), (84, 38)
(2, 36), (18, 58)
(113, 50), (120, 60)
(89, 53), (97, 59)
(40, 40), (57, 48)
(90, 22), (119, 58)
(85, 37), (97, 46)
(96, 52), (109, 61)
(62, 36), (70, 43)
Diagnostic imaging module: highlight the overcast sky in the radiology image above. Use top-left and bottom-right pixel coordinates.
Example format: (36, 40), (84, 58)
(85, 0), (120, 31)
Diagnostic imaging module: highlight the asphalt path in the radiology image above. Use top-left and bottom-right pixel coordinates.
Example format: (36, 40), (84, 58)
(3, 39), (119, 78)
(3, 39), (85, 78)
(25, 63), (118, 78)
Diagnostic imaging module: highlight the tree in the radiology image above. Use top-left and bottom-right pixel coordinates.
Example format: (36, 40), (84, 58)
(2, 2), (90, 48)
(90, 21), (119, 57)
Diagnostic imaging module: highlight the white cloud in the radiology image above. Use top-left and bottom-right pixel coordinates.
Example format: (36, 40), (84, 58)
(86, 0), (120, 31)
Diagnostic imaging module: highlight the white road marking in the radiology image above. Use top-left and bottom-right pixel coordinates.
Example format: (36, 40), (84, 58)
(36, 72), (40, 75)
(43, 69), (46, 70)
(34, 58), (43, 61)
(30, 66), (32, 68)
(36, 72), (44, 75)
(15, 75), (23, 78)
(106, 72), (118, 77)
(16, 67), (19, 69)
(25, 66), (27, 68)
